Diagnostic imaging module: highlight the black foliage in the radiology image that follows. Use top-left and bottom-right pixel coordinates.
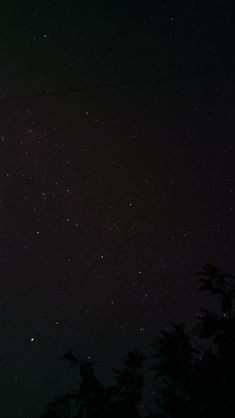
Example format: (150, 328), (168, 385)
(41, 265), (235, 418)
(109, 350), (145, 418)
(65, 359), (108, 418)
(150, 264), (235, 418)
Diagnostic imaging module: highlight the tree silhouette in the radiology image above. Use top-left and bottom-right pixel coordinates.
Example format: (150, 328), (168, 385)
(195, 263), (235, 316)
(66, 359), (108, 418)
(109, 350), (145, 418)
(191, 264), (235, 417)
(151, 323), (195, 418)
(150, 264), (235, 418)
(41, 264), (235, 418)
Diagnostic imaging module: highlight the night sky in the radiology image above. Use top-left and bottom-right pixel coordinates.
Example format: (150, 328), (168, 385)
(0, 1), (235, 417)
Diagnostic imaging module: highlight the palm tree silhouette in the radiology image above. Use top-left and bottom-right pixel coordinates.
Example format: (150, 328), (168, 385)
(41, 265), (235, 418)
(151, 323), (195, 418)
(109, 350), (145, 418)
(196, 264), (235, 315)
(66, 359), (108, 418)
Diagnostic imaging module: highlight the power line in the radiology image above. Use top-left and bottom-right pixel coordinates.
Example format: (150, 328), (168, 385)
(0, 68), (234, 103)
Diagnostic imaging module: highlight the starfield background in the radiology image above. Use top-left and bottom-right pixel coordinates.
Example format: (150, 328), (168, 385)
(0, 1), (235, 417)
